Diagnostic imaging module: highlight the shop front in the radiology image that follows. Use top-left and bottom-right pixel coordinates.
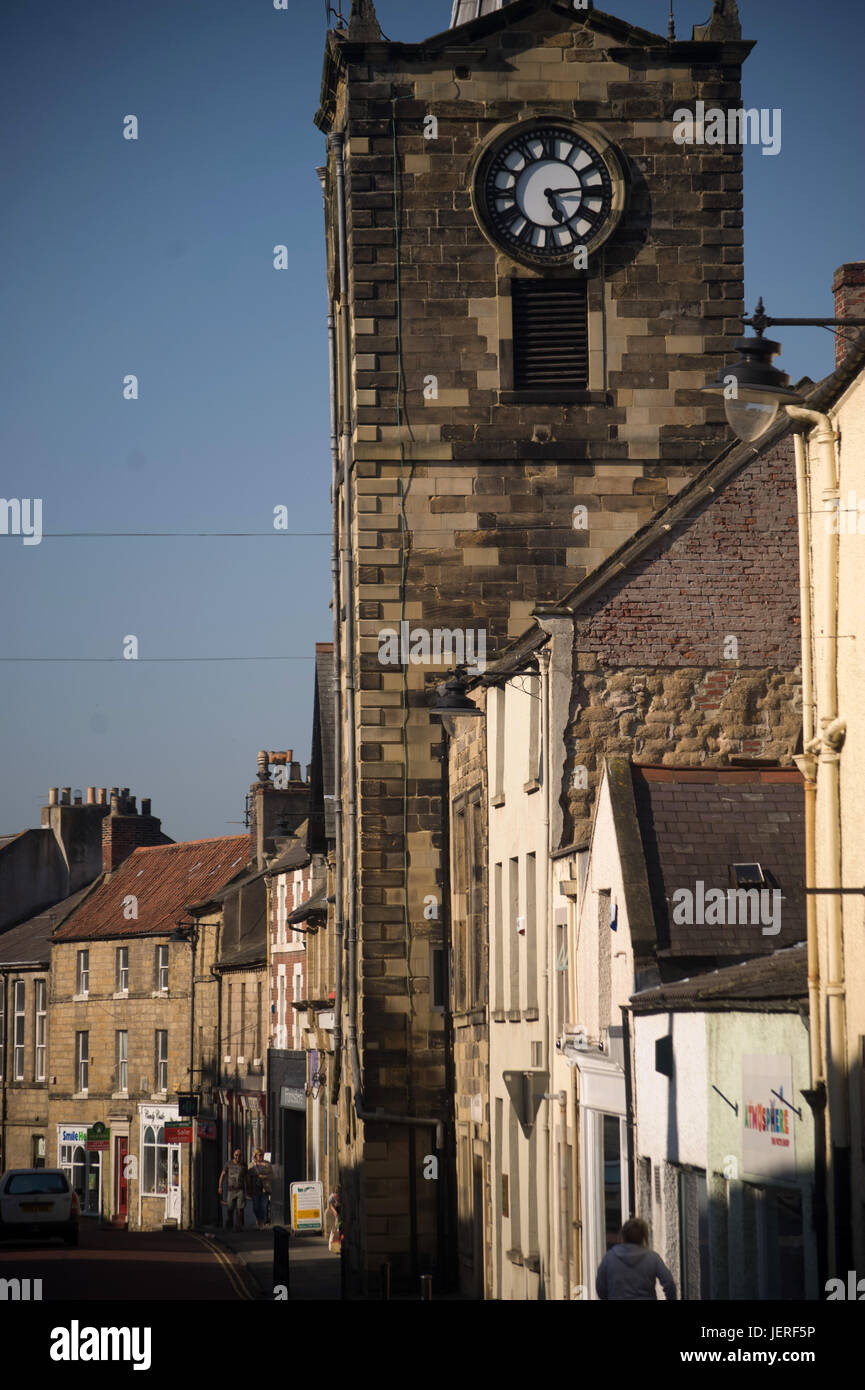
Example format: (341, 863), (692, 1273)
(57, 1124), (103, 1218)
(137, 1102), (181, 1230)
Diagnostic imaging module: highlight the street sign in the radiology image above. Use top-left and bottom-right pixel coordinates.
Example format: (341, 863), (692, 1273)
(164, 1122), (193, 1144)
(290, 1180), (323, 1232)
(177, 1093), (199, 1118)
(85, 1122), (110, 1152)
(280, 1086), (306, 1111)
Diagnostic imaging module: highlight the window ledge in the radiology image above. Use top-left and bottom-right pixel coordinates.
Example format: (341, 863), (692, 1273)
(72, 1090), (89, 1100)
(112, 1091), (129, 1100)
(499, 390), (609, 406)
(112, 991), (129, 1000)
(506, 1248), (525, 1267)
(492, 1010), (507, 1023)
(523, 778), (541, 795)
(506, 1009), (522, 1022)
(150, 991), (169, 999)
(523, 1008), (540, 1022)
(491, 792), (505, 808)
(525, 1253), (541, 1274)
(72, 993), (88, 1003)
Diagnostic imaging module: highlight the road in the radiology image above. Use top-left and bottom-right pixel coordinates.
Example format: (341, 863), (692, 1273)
(0, 1220), (252, 1300)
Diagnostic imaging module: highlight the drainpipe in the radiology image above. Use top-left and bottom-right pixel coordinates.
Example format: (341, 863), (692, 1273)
(558, 1089), (570, 1301)
(538, 648), (553, 1293)
(330, 130), (445, 1279)
(786, 404), (849, 1274)
(318, 162), (344, 1106)
(790, 428), (821, 1087)
(790, 423), (827, 1287)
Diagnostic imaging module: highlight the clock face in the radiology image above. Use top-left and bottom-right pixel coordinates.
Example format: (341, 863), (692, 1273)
(475, 122), (623, 266)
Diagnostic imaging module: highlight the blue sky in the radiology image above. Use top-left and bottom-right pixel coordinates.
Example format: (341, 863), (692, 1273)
(1, 0), (862, 842)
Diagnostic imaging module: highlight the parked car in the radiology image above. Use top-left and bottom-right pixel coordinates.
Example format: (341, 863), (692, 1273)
(0, 1168), (79, 1245)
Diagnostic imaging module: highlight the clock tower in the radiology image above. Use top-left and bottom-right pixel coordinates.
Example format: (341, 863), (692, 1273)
(316, 0), (751, 1294)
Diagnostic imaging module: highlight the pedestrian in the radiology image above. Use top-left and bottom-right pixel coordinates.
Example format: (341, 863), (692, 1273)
(327, 1185), (343, 1253)
(249, 1148), (273, 1230)
(595, 1217), (677, 1301)
(218, 1148), (249, 1233)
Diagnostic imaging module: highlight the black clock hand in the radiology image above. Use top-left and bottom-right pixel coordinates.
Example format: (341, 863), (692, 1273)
(543, 187), (567, 224)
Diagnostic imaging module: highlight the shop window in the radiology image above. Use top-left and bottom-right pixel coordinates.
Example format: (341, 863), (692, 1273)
(142, 1124), (169, 1195)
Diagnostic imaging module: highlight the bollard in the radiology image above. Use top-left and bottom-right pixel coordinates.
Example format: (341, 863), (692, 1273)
(420, 1273), (433, 1301)
(273, 1224), (290, 1298)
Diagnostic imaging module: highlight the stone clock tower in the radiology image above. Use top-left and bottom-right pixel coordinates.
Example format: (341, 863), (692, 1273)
(316, 0), (749, 1294)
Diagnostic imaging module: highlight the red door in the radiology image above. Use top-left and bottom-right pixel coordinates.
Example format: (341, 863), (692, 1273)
(114, 1136), (128, 1222)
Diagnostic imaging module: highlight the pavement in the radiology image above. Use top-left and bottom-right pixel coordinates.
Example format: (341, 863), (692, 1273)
(202, 1224), (342, 1301)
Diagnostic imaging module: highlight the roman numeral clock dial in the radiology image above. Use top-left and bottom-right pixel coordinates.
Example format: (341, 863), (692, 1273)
(474, 121), (626, 268)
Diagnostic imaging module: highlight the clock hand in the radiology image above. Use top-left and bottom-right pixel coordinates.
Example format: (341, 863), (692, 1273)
(543, 187), (568, 224)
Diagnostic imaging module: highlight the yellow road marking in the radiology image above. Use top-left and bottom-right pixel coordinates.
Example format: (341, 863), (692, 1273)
(190, 1232), (255, 1301)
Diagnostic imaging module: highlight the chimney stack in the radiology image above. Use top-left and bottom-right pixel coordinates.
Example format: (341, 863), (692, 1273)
(833, 263), (865, 367)
(102, 791), (165, 874)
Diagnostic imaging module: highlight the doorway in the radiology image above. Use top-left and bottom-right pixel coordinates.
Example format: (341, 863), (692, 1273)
(165, 1147), (182, 1223)
(113, 1136), (129, 1223)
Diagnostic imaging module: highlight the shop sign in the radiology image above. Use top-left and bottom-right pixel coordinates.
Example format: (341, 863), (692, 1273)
(197, 1120), (216, 1140)
(280, 1086), (306, 1112)
(164, 1122), (193, 1144)
(86, 1122), (110, 1152)
(742, 1054), (796, 1179)
(290, 1181), (323, 1233)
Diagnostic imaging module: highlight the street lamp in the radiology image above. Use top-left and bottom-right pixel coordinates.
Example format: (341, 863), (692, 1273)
(702, 298), (865, 443)
(702, 299), (803, 441)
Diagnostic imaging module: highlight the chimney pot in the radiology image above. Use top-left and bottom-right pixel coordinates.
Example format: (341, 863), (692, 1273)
(290, 762), (301, 782)
(73, 791), (83, 806)
(833, 262), (865, 367)
(257, 750), (270, 782)
(111, 793), (121, 814)
(49, 788), (59, 807)
(121, 787), (130, 799)
(141, 798), (151, 817)
(61, 787), (71, 806)
(86, 787), (96, 805)
(110, 786), (119, 797)
(98, 788), (107, 805)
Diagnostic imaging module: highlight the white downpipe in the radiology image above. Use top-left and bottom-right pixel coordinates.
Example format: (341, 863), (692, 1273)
(790, 428), (822, 1088)
(539, 647), (552, 1294)
(786, 405), (848, 1148)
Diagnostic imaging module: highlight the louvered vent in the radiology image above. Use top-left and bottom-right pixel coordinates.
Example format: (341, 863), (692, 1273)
(512, 279), (589, 391)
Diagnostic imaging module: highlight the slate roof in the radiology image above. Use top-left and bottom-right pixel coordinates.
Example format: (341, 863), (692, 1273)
(630, 766), (805, 958)
(265, 841), (310, 877)
(308, 643), (336, 852)
(631, 943), (807, 1013)
(0, 885), (94, 966)
(287, 884), (328, 925)
(52, 836), (251, 941)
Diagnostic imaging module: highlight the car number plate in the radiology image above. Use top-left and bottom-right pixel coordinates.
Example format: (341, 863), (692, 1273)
(20, 1202), (52, 1212)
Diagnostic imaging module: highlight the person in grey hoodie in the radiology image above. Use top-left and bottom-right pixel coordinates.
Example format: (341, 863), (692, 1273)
(596, 1217), (677, 1300)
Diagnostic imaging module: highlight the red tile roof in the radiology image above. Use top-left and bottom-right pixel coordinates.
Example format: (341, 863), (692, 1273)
(52, 836), (251, 940)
